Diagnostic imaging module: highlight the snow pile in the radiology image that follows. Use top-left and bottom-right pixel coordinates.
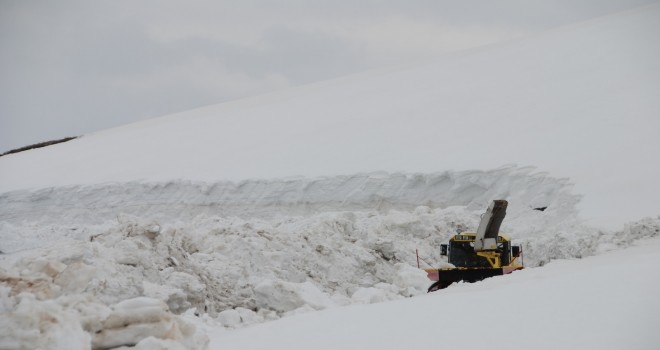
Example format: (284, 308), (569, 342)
(2, 195), (658, 344)
(1, 169), (658, 339)
(92, 297), (206, 350)
(1, 209), (465, 323)
(521, 214), (660, 266)
(0, 267), (208, 350)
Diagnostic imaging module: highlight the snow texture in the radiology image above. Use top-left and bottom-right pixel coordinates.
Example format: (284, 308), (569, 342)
(1, 189), (658, 348)
(210, 236), (660, 350)
(1, 4), (660, 350)
(0, 4), (659, 229)
(0, 167), (578, 252)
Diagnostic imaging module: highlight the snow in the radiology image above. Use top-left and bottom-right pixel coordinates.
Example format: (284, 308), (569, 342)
(1, 4), (659, 229)
(1, 199), (657, 349)
(1, 4), (660, 350)
(0, 168), (580, 253)
(0, 292), (208, 350)
(209, 236), (660, 350)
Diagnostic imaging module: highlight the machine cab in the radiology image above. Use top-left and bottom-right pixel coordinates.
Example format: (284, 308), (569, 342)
(440, 233), (522, 268)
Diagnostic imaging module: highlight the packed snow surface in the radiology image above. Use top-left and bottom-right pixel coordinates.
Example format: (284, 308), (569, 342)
(1, 4), (660, 350)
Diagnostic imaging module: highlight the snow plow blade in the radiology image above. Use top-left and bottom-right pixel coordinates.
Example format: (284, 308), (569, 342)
(425, 266), (522, 292)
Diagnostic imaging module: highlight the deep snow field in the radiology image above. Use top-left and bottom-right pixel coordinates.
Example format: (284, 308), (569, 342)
(2, 4), (660, 350)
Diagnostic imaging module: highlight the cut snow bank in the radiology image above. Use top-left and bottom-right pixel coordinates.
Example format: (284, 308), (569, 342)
(0, 167), (577, 243)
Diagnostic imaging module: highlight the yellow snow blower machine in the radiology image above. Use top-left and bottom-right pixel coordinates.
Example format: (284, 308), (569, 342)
(425, 199), (523, 292)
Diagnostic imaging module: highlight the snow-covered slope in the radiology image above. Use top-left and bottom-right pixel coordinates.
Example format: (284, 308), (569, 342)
(1, 5), (659, 228)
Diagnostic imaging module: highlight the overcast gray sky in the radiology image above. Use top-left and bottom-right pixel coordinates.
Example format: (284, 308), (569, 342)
(1, 0), (657, 152)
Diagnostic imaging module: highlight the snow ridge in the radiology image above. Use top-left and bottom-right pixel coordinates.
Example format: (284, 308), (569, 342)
(0, 166), (577, 226)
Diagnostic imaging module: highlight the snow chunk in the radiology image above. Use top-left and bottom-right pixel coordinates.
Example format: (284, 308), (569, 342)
(392, 263), (431, 296)
(0, 293), (90, 350)
(216, 307), (265, 328)
(254, 279), (335, 313)
(127, 336), (186, 350)
(217, 309), (241, 328)
(92, 297), (207, 350)
(54, 261), (97, 293)
(236, 307), (262, 325)
(351, 288), (389, 304)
